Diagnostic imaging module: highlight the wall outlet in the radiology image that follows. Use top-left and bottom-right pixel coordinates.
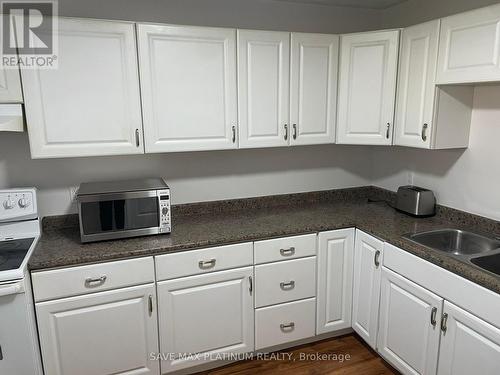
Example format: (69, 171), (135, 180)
(406, 172), (414, 186)
(68, 186), (79, 203)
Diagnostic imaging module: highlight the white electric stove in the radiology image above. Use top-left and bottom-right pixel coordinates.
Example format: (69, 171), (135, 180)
(0, 188), (43, 375)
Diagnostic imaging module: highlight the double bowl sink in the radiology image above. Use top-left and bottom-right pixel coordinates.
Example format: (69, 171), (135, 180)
(405, 229), (500, 277)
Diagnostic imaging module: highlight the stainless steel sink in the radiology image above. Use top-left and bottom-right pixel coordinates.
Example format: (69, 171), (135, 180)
(406, 229), (500, 256)
(405, 229), (500, 277)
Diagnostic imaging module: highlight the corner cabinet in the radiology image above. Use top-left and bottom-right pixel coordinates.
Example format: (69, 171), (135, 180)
(436, 4), (500, 84)
(290, 33), (338, 146)
(137, 24), (238, 153)
(316, 228), (354, 334)
(237, 30), (290, 148)
(157, 266), (254, 373)
(20, 18), (144, 158)
(337, 30), (399, 145)
(395, 20), (474, 149)
(36, 284), (160, 375)
(351, 230), (383, 349)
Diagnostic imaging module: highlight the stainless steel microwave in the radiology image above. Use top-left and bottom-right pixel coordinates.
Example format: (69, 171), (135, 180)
(76, 178), (171, 243)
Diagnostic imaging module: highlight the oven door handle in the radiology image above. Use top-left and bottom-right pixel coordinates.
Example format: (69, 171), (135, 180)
(0, 282), (24, 297)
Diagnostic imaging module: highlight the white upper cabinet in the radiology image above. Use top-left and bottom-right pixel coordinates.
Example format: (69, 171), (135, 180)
(395, 20), (440, 149)
(238, 30), (290, 148)
(337, 30), (399, 145)
(437, 4), (500, 84)
(378, 267), (442, 375)
(290, 33), (338, 146)
(138, 25), (238, 153)
(20, 18), (144, 158)
(437, 301), (500, 375)
(0, 67), (23, 103)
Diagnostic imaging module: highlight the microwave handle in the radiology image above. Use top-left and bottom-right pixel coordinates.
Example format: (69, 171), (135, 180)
(0, 282), (23, 297)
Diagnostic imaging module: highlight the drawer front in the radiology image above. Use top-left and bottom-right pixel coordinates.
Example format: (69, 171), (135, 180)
(155, 242), (253, 281)
(254, 256), (316, 308)
(32, 257), (155, 302)
(255, 298), (316, 350)
(254, 234), (317, 264)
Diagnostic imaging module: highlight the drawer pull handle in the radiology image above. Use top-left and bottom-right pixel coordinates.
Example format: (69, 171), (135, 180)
(85, 276), (107, 287)
(280, 322), (295, 331)
(280, 281), (295, 290)
(199, 259), (216, 269)
(280, 247), (295, 256)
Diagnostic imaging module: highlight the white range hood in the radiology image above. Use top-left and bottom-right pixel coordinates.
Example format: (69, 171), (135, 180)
(0, 104), (24, 132)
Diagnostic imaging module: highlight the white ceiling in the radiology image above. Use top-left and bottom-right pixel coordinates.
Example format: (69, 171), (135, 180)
(269, 0), (409, 10)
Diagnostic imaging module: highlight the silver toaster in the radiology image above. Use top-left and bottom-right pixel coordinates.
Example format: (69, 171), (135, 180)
(395, 186), (436, 217)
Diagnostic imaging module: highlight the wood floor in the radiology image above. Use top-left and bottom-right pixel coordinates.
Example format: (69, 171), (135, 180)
(199, 334), (398, 375)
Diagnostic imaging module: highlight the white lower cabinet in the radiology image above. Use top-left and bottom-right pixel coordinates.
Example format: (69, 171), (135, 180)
(351, 230), (384, 349)
(316, 228), (354, 334)
(255, 298), (316, 350)
(36, 284), (160, 375)
(378, 267), (442, 375)
(437, 301), (500, 375)
(157, 266), (254, 373)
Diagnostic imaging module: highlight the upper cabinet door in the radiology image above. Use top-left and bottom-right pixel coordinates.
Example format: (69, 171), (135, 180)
(238, 30), (290, 148)
(290, 33), (338, 146)
(437, 4), (500, 84)
(394, 20), (440, 149)
(437, 301), (500, 375)
(337, 30), (399, 145)
(138, 25), (238, 153)
(0, 67), (23, 103)
(20, 19), (143, 158)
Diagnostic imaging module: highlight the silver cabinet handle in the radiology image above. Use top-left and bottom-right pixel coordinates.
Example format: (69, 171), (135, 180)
(422, 123), (428, 141)
(280, 247), (295, 257)
(280, 322), (295, 330)
(386, 123), (391, 139)
(280, 280), (295, 290)
(431, 307), (437, 326)
(198, 259), (216, 269)
(292, 124), (297, 140)
(85, 275), (107, 287)
(232, 125), (236, 143)
(374, 250), (381, 268)
(441, 313), (448, 333)
(148, 294), (153, 316)
(249, 276), (253, 295)
(135, 129), (140, 147)
(284, 124), (288, 141)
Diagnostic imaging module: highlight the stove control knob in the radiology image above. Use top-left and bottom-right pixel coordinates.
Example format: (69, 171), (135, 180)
(3, 197), (15, 209)
(18, 197), (30, 208)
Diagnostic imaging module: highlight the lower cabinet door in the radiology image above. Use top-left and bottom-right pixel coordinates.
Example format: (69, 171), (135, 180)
(36, 284), (160, 375)
(316, 228), (354, 334)
(157, 267), (254, 373)
(378, 268), (442, 375)
(351, 230), (384, 349)
(438, 301), (500, 375)
(255, 298), (316, 350)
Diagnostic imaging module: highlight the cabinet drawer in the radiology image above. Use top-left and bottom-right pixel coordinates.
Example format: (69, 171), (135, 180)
(255, 298), (316, 350)
(254, 234), (316, 264)
(254, 256), (316, 308)
(155, 242), (253, 281)
(32, 257), (155, 302)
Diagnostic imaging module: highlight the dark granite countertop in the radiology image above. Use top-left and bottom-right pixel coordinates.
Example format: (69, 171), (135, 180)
(29, 187), (500, 294)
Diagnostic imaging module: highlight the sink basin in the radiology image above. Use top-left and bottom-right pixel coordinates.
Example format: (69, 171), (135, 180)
(470, 253), (500, 276)
(406, 229), (500, 256)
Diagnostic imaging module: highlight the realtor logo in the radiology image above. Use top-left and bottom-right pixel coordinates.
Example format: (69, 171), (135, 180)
(1, 0), (58, 68)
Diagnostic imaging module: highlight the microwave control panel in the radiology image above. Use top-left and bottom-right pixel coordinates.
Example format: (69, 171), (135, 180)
(158, 189), (171, 233)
